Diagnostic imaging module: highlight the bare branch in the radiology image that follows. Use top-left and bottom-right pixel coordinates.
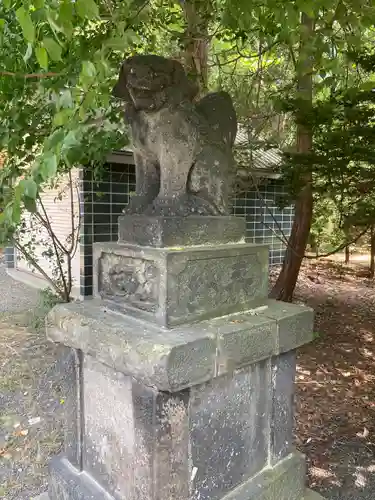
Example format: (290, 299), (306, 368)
(306, 227), (370, 259)
(12, 238), (64, 300)
(0, 71), (62, 79)
(37, 195), (69, 298)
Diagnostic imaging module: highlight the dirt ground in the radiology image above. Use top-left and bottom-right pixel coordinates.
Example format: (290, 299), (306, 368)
(1, 259), (375, 498)
(290, 258), (375, 499)
(0, 310), (64, 499)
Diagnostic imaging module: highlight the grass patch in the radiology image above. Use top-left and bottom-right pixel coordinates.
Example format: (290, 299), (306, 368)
(28, 288), (63, 333)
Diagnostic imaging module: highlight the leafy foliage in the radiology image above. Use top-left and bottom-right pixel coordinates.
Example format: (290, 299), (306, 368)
(0, 0), (151, 244)
(3, 0), (375, 300)
(281, 49), (375, 230)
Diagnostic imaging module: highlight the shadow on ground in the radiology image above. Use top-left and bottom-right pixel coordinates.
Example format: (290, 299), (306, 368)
(293, 260), (375, 500)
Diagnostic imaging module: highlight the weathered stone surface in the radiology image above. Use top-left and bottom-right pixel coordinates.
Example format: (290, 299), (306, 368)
(70, 355), (191, 500)
(262, 299), (314, 352)
(97, 250), (160, 315)
(45, 300), (319, 500)
(221, 452), (306, 500)
(304, 490), (326, 500)
(93, 242), (269, 327)
(113, 54), (237, 216)
(132, 380), (156, 500)
(270, 351), (296, 465)
(214, 312), (277, 374)
(118, 215), (246, 247)
(83, 355), (153, 499)
(46, 299), (313, 391)
(56, 347), (81, 469)
(46, 300), (217, 392)
(32, 486), (327, 500)
(31, 493), (49, 500)
(154, 391), (190, 500)
(49, 455), (113, 500)
(190, 363), (269, 500)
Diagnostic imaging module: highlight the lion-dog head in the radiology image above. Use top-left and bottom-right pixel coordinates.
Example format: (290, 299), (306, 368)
(112, 54), (198, 111)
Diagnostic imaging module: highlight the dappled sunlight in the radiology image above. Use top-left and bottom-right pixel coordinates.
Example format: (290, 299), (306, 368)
(292, 260), (375, 498)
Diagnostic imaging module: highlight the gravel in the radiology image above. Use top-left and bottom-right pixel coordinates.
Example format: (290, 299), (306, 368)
(0, 262), (40, 314)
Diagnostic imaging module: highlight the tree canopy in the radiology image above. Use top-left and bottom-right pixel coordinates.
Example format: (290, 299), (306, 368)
(3, 0), (375, 299)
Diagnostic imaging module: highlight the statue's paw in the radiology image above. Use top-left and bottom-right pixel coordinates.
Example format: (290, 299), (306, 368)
(144, 196), (187, 216)
(188, 196), (220, 216)
(123, 195), (154, 214)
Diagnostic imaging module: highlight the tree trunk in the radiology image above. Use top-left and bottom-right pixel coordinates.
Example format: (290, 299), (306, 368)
(180, 0), (210, 95)
(370, 225), (375, 278)
(344, 226), (350, 263)
(270, 13), (314, 302)
(345, 244), (350, 264)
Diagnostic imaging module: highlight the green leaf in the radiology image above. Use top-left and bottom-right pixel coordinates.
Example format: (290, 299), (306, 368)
(300, 5), (315, 18)
(62, 130), (80, 152)
(59, 89), (73, 109)
(76, 0), (99, 20)
(40, 154), (58, 180)
(0, 19), (5, 31)
(20, 179), (38, 199)
(59, 0), (74, 38)
(45, 129), (65, 150)
(33, 0), (45, 9)
(43, 37), (62, 61)
(24, 196), (37, 213)
(358, 81), (375, 91)
(104, 37), (128, 51)
(46, 12), (65, 35)
(3, 0), (11, 9)
(82, 60), (97, 78)
(35, 46), (48, 70)
(12, 201), (21, 224)
(14, 183), (23, 202)
(16, 7), (35, 44)
(23, 43), (33, 63)
(53, 109), (73, 127)
(60, 0), (74, 22)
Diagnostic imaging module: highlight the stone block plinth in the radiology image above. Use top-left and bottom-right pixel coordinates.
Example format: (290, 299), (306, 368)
(45, 297), (319, 500)
(45, 214), (324, 500)
(118, 215), (246, 247)
(93, 242), (269, 327)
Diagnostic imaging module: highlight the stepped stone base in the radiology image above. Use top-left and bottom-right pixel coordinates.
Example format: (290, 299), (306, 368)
(33, 489), (326, 500)
(48, 453), (310, 500)
(93, 241), (269, 327)
(304, 491), (326, 500)
(118, 214), (246, 247)
(43, 214), (325, 500)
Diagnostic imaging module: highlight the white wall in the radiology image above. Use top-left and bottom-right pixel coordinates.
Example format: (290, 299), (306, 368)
(16, 169), (81, 295)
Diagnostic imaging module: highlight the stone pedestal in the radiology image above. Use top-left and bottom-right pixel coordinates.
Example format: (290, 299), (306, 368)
(45, 215), (324, 500)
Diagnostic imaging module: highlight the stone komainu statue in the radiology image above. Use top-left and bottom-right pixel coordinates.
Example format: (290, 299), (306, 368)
(112, 54), (237, 216)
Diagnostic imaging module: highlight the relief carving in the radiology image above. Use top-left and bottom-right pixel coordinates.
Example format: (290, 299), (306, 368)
(99, 255), (159, 312)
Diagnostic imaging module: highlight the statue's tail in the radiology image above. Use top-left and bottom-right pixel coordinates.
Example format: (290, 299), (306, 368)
(195, 91), (237, 147)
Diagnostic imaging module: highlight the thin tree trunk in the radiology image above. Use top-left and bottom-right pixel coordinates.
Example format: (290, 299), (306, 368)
(345, 244), (350, 264)
(270, 13), (314, 302)
(180, 0), (210, 95)
(344, 226), (350, 263)
(370, 225), (375, 278)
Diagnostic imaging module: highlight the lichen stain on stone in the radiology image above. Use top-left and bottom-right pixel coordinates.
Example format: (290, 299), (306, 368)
(84, 361), (136, 496)
(157, 395), (189, 499)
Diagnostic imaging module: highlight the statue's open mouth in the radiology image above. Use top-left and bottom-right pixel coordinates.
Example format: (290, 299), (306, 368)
(128, 86), (158, 110)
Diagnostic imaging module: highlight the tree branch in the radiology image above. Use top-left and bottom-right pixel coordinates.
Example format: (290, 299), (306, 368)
(37, 195), (69, 299)
(12, 238), (65, 299)
(306, 227), (370, 259)
(0, 71), (62, 79)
